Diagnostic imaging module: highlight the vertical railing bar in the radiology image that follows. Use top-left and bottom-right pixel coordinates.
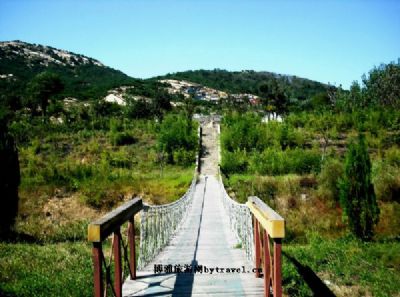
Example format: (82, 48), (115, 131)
(128, 218), (136, 280)
(254, 216), (261, 278)
(92, 242), (104, 297)
(263, 230), (271, 297)
(273, 238), (282, 297)
(114, 229), (122, 297)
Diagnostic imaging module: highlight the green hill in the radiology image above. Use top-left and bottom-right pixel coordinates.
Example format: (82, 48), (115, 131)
(157, 69), (330, 100)
(0, 40), (136, 100)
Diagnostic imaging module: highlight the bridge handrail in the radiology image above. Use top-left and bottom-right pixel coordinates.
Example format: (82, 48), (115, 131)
(218, 174), (255, 262)
(88, 198), (143, 242)
(87, 197), (143, 297)
(246, 196), (285, 238)
(137, 126), (201, 270)
(217, 122), (284, 297)
(137, 175), (197, 269)
(87, 126), (202, 297)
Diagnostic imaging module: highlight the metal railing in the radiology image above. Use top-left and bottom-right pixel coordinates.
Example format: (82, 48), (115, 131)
(218, 175), (255, 262)
(137, 176), (197, 269)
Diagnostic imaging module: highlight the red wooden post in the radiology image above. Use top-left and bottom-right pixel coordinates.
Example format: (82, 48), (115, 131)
(263, 230), (271, 297)
(114, 229), (122, 297)
(254, 216), (261, 278)
(273, 238), (282, 297)
(128, 219), (136, 280)
(92, 242), (104, 297)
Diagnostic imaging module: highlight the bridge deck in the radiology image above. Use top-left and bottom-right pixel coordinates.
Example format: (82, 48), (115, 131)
(123, 124), (264, 296)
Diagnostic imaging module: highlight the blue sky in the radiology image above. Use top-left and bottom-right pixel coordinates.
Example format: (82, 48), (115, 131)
(0, 0), (399, 89)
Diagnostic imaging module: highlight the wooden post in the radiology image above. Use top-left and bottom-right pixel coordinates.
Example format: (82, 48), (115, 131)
(92, 242), (103, 297)
(128, 219), (136, 280)
(114, 229), (122, 297)
(263, 230), (271, 297)
(273, 238), (282, 297)
(254, 217), (261, 278)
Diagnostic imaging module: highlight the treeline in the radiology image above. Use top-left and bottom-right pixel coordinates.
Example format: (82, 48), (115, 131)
(159, 69), (328, 101)
(333, 59), (400, 110)
(160, 61), (400, 115)
(220, 112), (321, 175)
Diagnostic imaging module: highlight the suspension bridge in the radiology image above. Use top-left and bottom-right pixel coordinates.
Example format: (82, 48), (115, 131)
(88, 120), (285, 297)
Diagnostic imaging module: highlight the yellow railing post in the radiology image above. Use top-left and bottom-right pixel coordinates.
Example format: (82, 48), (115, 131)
(246, 196), (285, 297)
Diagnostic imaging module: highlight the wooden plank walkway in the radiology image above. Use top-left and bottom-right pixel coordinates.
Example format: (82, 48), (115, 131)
(123, 124), (264, 296)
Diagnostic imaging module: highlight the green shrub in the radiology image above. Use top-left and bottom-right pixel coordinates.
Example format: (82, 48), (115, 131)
(157, 113), (197, 164)
(108, 150), (131, 168)
(385, 146), (400, 167)
(79, 180), (119, 209)
(287, 148), (321, 174)
(372, 161), (400, 202)
(173, 148), (196, 166)
(317, 158), (344, 202)
(221, 112), (261, 152)
(221, 149), (248, 173)
(247, 148), (320, 175)
(250, 148), (286, 175)
(111, 132), (137, 146)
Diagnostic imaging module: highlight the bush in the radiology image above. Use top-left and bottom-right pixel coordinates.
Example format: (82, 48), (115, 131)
(221, 149), (248, 173)
(173, 148), (196, 166)
(221, 112), (261, 152)
(157, 113), (197, 164)
(385, 146), (400, 167)
(250, 148), (286, 175)
(287, 148), (321, 174)
(111, 132), (137, 146)
(250, 148), (320, 175)
(372, 161), (400, 202)
(317, 158), (344, 202)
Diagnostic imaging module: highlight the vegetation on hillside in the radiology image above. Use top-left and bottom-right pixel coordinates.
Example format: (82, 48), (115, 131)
(158, 69), (329, 102)
(0, 41), (135, 101)
(220, 61), (400, 296)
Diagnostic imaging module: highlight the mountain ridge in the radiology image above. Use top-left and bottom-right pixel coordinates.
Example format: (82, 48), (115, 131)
(1, 40), (330, 104)
(0, 40), (135, 100)
(156, 69), (330, 100)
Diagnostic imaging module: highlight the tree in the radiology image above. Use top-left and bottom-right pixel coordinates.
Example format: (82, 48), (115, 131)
(310, 92), (330, 110)
(258, 79), (288, 114)
(26, 72), (64, 118)
(151, 89), (172, 121)
(125, 96), (152, 119)
(339, 133), (379, 240)
(363, 60), (400, 108)
(0, 107), (20, 237)
(157, 114), (197, 164)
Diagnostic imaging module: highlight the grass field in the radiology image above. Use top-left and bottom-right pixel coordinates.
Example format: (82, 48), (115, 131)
(283, 235), (400, 297)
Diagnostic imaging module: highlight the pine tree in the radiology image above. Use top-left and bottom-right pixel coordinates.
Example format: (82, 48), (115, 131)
(339, 133), (379, 240)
